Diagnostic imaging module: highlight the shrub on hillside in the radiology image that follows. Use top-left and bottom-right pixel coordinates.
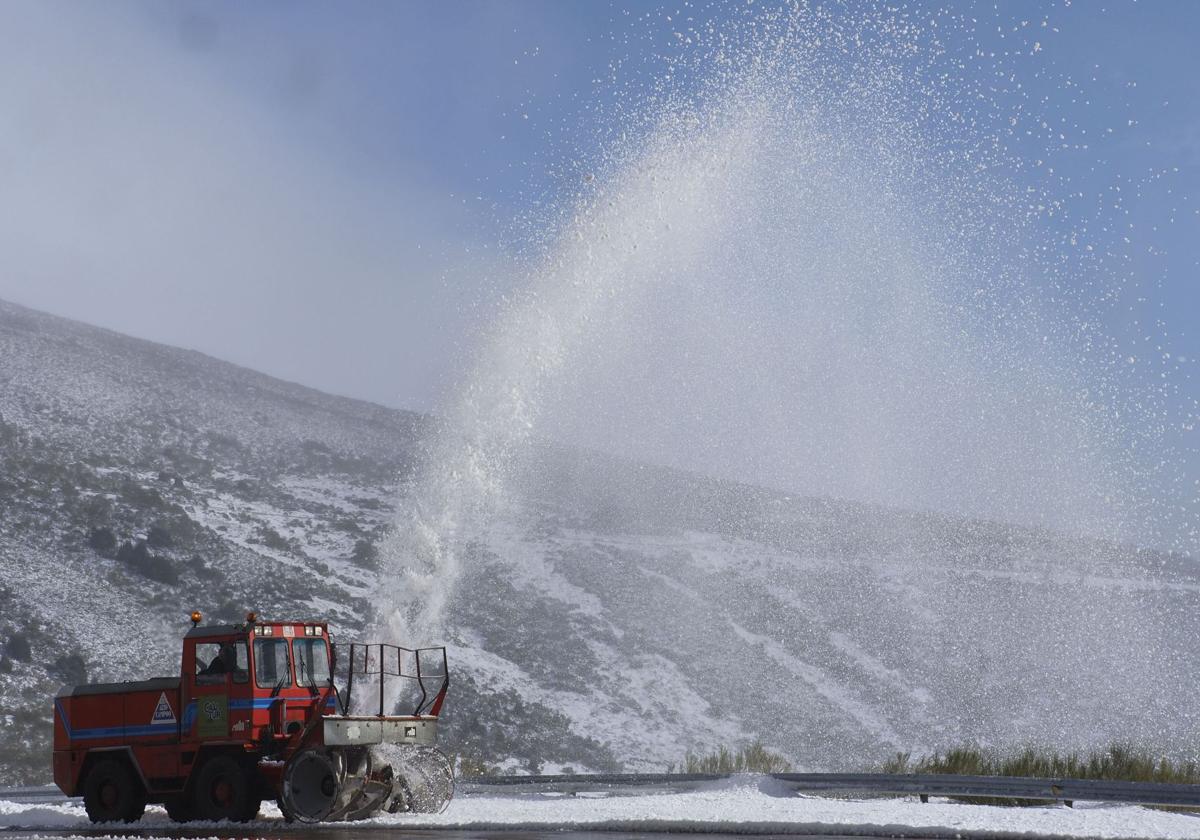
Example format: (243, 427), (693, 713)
(87, 526), (117, 555)
(674, 742), (792, 774)
(122, 482), (166, 511)
(81, 495), (114, 524)
(350, 539), (380, 571)
(115, 540), (180, 585)
(257, 526), (293, 553)
(884, 743), (1200, 784)
(4, 633), (31, 663)
(50, 654), (87, 686)
(455, 753), (499, 777)
(147, 524), (174, 548)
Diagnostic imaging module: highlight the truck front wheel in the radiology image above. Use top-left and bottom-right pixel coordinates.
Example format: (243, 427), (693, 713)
(83, 758), (146, 823)
(193, 755), (259, 822)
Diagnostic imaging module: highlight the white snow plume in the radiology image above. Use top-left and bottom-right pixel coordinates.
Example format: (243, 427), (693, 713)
(374, 434), (497, 649)
(373, 4), (1196, 749)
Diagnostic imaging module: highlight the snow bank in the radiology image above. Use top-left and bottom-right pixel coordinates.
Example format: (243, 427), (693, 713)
(0, 799), (92, 829)
(393, 785), (1200, 838)
(3, 785), (1198, 838)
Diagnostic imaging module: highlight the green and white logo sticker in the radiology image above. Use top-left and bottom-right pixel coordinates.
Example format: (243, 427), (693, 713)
(197, 695), (228, 738)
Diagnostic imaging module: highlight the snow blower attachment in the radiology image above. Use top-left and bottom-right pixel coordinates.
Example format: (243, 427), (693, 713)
(52, 613), (453, 824)
(280, 643), (453, 821)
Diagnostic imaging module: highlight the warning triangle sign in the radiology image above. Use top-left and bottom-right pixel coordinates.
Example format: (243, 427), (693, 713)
(151, 692), (177, 725)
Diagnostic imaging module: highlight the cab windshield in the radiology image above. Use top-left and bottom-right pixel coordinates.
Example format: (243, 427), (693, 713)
(254, 638), (291, 689)
(293, 638), (330, 688)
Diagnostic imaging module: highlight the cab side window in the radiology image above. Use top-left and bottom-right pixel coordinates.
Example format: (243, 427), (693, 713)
(195, 641), (248, 685)
(254, 638), (292, 689)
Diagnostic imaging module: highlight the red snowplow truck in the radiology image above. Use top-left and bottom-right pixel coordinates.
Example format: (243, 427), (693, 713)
(53, 611), (452, 823)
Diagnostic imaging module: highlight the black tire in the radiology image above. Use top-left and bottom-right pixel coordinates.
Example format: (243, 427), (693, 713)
(278, 797), (297, 823)
(163, 794), (195, 822)
(243, 795), (263, 822)
(192, 755), (258, 822)
(82, 758), (146, 823)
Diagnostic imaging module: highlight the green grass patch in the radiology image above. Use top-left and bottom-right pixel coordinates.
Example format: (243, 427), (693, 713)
(881, 743), (1200, 807)
(672, 741), (792, 774)
(455, 751), (500, 777)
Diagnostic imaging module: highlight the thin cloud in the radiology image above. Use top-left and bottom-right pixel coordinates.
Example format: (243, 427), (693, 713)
(0, 3), (488, 410)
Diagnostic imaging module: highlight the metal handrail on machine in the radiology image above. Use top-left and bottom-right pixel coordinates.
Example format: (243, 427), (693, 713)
(342, 642), (449, 717)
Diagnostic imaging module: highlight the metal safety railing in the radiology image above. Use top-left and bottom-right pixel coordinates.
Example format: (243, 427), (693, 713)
(342, 643), (449, 717)
(771, 771), (1200, 807)
(460, 771), (1200, 808)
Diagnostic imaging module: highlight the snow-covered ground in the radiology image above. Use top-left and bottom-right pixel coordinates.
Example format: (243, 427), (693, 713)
(3, 785), (1200, 839)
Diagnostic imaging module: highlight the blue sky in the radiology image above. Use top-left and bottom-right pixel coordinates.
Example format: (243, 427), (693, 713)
(0, 1), (1195, 516)
(0, 1), (689, 406)
(0, 1), (1194, 405)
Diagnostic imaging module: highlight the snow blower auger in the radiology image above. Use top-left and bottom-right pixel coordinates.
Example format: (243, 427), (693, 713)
(279, 642), (454, 821)
(52, 612), (453, 824)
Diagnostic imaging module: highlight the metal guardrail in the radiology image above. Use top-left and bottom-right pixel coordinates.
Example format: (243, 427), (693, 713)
(460, 771), (1200, 808)
(770, 772), (1200, 808)
(7, 772), (1200, 809)
(0, 785), (69, 803)
(461, 772), (728, 796)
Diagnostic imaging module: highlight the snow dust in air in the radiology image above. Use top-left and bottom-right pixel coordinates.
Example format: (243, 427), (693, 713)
(373, 3), (1198, 754)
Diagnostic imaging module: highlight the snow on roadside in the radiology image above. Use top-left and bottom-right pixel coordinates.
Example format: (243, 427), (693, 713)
(392, 785), (1200, 838)
(0, 800), (86, 829)
(4, 785), (1200, 838)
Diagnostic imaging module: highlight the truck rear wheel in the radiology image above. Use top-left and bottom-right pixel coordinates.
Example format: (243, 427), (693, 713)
(83, 758), (146, 823)
(193, 755), (259, 822)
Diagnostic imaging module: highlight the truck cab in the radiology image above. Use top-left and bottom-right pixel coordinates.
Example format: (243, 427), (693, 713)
(183, 619), (338, 748)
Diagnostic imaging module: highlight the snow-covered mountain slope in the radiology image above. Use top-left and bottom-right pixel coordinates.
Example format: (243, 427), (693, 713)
(1, 298), (1197, 784)
(0, 299), (423, 781)
(438, 449), (1200, 774)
